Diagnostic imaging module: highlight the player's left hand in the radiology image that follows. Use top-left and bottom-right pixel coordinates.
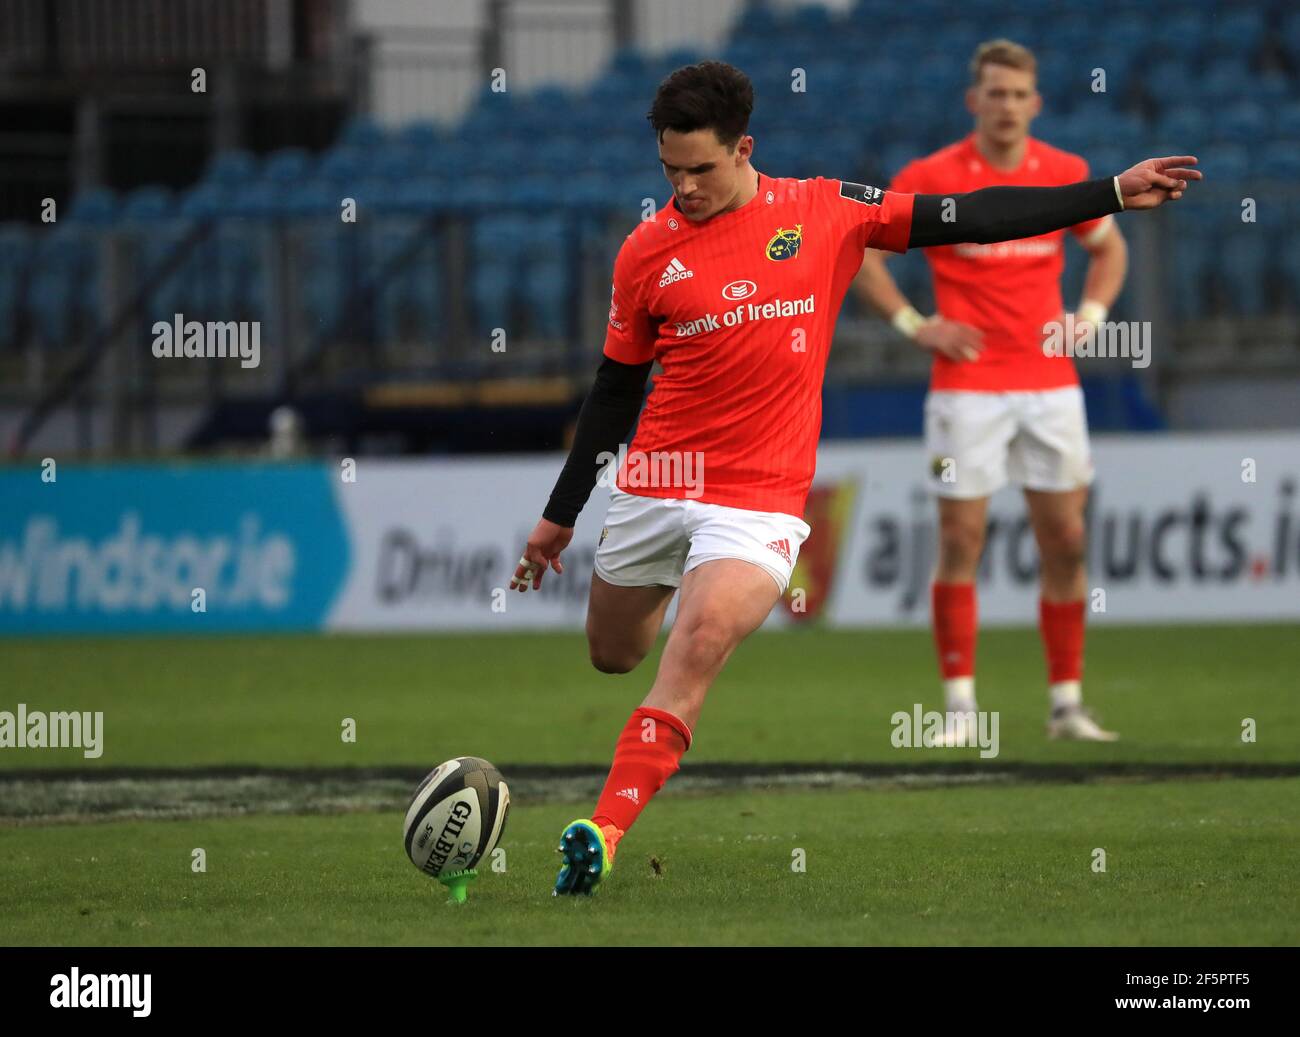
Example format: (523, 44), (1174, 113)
(1115, 156), (1201, 210)
(1059, 311), (1097, 349)
(510, 517), (572, 592)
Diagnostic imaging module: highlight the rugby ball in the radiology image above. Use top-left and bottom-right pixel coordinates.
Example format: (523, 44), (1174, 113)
(403, 757), (510, 878)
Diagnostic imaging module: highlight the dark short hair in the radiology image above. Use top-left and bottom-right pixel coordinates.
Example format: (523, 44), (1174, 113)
(646, 60), (754, 148)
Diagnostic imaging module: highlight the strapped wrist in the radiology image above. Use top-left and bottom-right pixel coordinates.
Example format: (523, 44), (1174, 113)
(1077, 299), (1108, 324)
(891, 305), (928, 339)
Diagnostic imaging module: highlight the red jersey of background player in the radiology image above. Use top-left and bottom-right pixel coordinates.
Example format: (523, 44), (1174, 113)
(604, 172), (914, 517)
(891, 134), (1112, 392)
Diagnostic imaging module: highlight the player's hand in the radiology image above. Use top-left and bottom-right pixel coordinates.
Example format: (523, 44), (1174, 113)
(1046, 311), (1097, 353)
(1066, 312), (1098, 349)
(913, 317), (984, 362)
(510, 518), (572, 592)
(1115, 156), (1201, 210)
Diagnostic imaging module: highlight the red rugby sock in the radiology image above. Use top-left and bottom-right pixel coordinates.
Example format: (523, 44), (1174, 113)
(591, 706), (692, 855)
(1039, 598), (1085, 683)
(932, 581), (977, 679)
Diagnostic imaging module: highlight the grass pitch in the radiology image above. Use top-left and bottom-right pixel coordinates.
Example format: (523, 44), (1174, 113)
(2, 625), (1298, 945)
(2, 779), (1296, 946)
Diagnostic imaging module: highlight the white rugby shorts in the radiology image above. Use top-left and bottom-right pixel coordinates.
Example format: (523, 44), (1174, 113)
(593, 488), (810, 593)
(924, 385), (1095, 499)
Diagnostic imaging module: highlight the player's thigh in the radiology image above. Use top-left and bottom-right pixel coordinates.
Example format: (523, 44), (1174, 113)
(585, 572), (676, 660)
(936, 494), (991, 556)
(671, 557), (783, 656)
(925, 390), (1016, 499)
(1007, 386), (1095, 494)
(671, 500), (809, 649)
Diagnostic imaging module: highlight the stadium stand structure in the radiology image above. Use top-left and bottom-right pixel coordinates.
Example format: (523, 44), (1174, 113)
(3, 0), (1297, 454)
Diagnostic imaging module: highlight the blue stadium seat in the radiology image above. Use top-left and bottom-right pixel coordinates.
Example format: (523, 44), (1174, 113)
(1219, 219), (1270, 317)
(391, 174), (449, 216)
(1215, 100), (1269, 147)
(121, 186), (175, 222)
(227, 181), (277, 220)
(1276, 201), (1300, 313)
(263, 148), (313, 186)
(373, 147), (420, 182)
(1081, 146), (1127, 179)
(317, 148), (368, 183)
(1275, 101), (1300, 146)
(533, 135), (583, 175)
(1284, 10), (1300, 61)
(1165, 206), (1217, 320)
(730, 2), (782, 41)
(399, 120), (442, 154)
(178, 183), (229, 220)
(212, 224), (269, 322)
(470, 214), (528, 336)
(1157, 10), (1209, 63)
(338, 116), (387, 152)
(118, 188), (193, 323)
(28, 225), (100, 346)
(1260, 140), (1300, 182)
(365, 215), (439, 346)
(1144, 56), (1194, 101)
(1158, 106), (1211, 151)
(204, 150), (258, 188)
(519, 214), (572, 339)
(284, 179), (338, 218)
(67, 187), (119, 226)
(1105, 12), (1151, 58)
(1208, 145), (1249, 183)
(1196, 58), (1254, 105)
(1215, 9), (1266, 59)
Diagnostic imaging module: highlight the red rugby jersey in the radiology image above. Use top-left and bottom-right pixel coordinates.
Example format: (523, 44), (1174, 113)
(890, 134), (1113, 392)
(603, 172), (913, 517)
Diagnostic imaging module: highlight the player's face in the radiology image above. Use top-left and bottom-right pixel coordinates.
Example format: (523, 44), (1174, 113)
(658, 128), (753, 221)
(967, 65), (1041, 147)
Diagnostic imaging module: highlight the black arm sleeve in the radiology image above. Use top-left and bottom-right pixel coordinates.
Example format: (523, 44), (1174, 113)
(542, 355), (653, 527)
(907, 177), (1121, 249)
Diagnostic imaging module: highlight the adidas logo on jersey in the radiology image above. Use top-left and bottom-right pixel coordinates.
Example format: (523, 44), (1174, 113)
(615, 787), (640, 805)
(765, 538), (792, 564)
(658, 257), (694, 288)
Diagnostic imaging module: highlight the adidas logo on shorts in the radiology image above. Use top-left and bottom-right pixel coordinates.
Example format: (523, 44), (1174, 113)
(658, 257), (694, 287)
(765, 538), (792, 564)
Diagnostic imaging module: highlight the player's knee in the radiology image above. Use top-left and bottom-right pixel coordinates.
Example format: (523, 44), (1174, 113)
(1039, 521), (1087, 570)
(588, 641), (644, 674)
(677, 613), (735, 669)
(937, 520), (985, 572)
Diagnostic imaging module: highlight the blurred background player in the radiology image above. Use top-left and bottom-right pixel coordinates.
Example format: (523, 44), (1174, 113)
(512, 59), (1197, 894)
(851, 40), (1126, 742)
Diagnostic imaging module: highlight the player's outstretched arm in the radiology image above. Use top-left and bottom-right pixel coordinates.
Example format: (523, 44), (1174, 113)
(907, 156), (1201, 249)
(510, 356), (652, 592)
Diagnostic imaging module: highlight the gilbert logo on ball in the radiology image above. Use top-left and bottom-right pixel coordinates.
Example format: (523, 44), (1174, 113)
(403, 756), (510, 878)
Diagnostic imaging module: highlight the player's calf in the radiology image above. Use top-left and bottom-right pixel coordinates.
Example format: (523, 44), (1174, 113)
(584, 575), (675, 676)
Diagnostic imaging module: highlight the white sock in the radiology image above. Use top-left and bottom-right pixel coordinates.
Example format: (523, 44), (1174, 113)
(944, 676), (976, 714)
(1050, 680), (1082, 713)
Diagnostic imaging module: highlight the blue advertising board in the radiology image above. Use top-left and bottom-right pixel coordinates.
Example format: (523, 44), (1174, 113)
(0, 463), (348, 634)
